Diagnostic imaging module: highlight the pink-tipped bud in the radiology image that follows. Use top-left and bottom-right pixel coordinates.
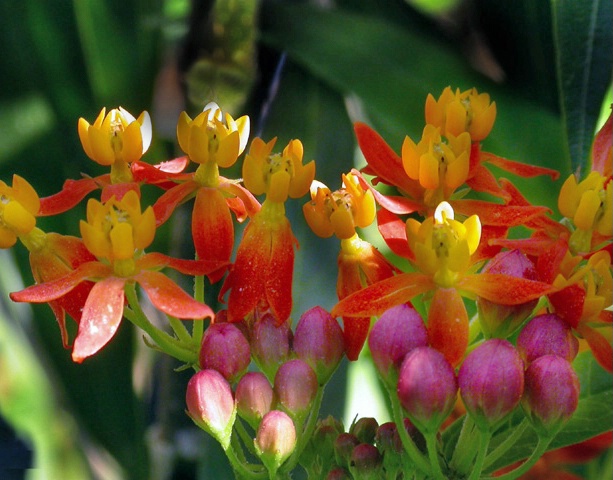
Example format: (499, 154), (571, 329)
(255, 410), (297, 474)
(517, 313), (579, 364)
(522, 355), (580, 436)
(274, 359), (319, 421)
(185, 369), (236, 449)
(294, 306), (345, 384)
(235, 372), (274, 429)
(458, 339), (524, 430)
(251, 313), (292, 381)
(349, 443), (383, 479)
(199, 323), (251, 383)
(477, 250), (539, 338)
(327, 467), (351, 479)
(334, 433), (361, 468)
(375, 422), (402, 454)
(368, 304), (428, 387)
(397, 346), (458, 434)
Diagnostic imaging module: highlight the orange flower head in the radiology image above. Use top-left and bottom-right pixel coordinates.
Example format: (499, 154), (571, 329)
(177, 102), (250, 168)
(402, 124), (471, 207)
(425, 86), (497, 141)
(558, 171), (612, 254)
(243, 137), (316, 203)
(0, 174), (40, 248)
(406, 201), (481, 288)
(78, 107), (152, 181)
(80, 190), (155, 275)
(303, 173), (375, 239)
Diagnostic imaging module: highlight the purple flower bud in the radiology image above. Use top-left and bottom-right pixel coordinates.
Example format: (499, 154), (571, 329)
(350, 417), (379, 445)
(294, 306), (345, 384)
(349, 443), (382, 479)
(477, 250), (539, 338)
(327, 467), (351, 479)
(517, 313), (579, 364)
(255, 410), (297, 474)
(459, 339), (524, 430)
(274, 359), (319, 421)
(375, 422), (402, 454)
(522, 355), (579, 435)
(368, 304), (428, 386)
(251, 313), (292, 380)
(185, 369), (236, 449)
(334, 433), (361, 468)
(397, 347), (458, 434)
(235, 372), (274, 429)
(199, 323), (251, 383)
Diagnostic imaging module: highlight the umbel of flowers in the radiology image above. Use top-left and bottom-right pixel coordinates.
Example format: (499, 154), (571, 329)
(1, 87), (611, 479)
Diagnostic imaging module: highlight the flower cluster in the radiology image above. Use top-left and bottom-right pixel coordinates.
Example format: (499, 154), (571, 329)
(2, 87), (611, 479)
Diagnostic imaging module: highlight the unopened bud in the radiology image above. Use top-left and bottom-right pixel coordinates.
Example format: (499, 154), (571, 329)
(274, 359), (319, 422)
(458, 339), (524, 430)
(350, 417), (379, 445)
(199, 323), (250, 383)
(349, 443), (382, 480)
(334, 433), (361, 468)
(522, 355), (579, 436)
(235, 372), (274, 429)
(517, 313), (579, 364)
(255, 410), (297, 475)
(368, 304), (428, 387)
(185, 369), (236, 449)
(397, 346), (458, 434)
(251, 313), (292, 381)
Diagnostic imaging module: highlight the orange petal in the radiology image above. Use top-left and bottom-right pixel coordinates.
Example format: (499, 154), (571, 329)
(480, 151), (560, 180)
(577, 323), (613, 372)
(265, 218), (296, 324)
(342, 316), (371, 361)
(458, 273), (553, 305)
(38, 177), (102, 216)
(376, 208), (413, 259)
(592, 111), (612, 177)
(137, 252), (228, 278)
(466, 163), (510, 200)
(452, 200), (549, 227)
(332, 272), (434, 318)
(72, 276), (125, 363)
(427, 287), (468, 367)
(220, 179), (261, 220)
(153, 181), (198, 226)
(136, 270), (214, 320)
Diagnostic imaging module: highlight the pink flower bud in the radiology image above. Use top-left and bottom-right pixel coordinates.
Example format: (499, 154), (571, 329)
(522, 355), (579, 435)
(349, 443), (382, 479)
(327, 467), (351, 479)
(199, 323), (251, 383)
(334, 433), (361, 468)
(458, 339), (524, 430)
(477, 250), (539, 338)
(185, 369), (236, 449)
(517, 313), (579, 364)
(368, 304), (428, 386)
(350, 417), (379, 445)
(375, 422), (402, 454)
(251, 313), (292, 380)
(255, 410), (297, 474)
(397, 347), (458, 434)
(294, 306), (345, 384)
(274, 359), (319, 420)
(235, 372), (274, 429)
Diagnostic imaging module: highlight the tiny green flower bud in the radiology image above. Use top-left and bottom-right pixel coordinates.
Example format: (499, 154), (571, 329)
(199, 322), (250, 383)
(235, 372), (274, 429)
(397, 346), (458, 434)
(522, 355), (580, 436)
(368, 304), (428, 387)
(349, 443), (383, 480)
(294, 306), (345, 384)
(274, 359), (319, 422)
(459, 339), (524, 430)
(255, 410), (297, 475)
(185, 369), (236, 449)
(350, 417), (379, 445)
(517, 313), (579, 364)
(477, 249), (539, 338)
(251, 313), (292, 381)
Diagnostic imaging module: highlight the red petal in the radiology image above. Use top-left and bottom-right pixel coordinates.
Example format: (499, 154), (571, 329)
(354, 122), (424, 200)
(481, 151), (560, 180)
(332, 272), (434, 318)
(192, 188), (233, 281)
(342, 316), (370, 361)
(577, 323), (613, 372)
(452, 200), (549, 227)
(72, 277), (125, 362)
(220, 180), (261, 220)
(377, 209), (414, 259)
(458, 273), (553, 305)
(466, 164), (509, 199)
(548, 284), (585, 329)
(472, 224), (506, 263)
(153, 181), (198, 226)
(101, 182), (140, 202)
(428, 288), (468, 367)
(592, 111), (612, 177)
(265, 218), (296, 324)
(138, 252), (228, 277)
(136, 270), (214, 319)
(39, 177), (101, 216)
(10, 262), (109, 303)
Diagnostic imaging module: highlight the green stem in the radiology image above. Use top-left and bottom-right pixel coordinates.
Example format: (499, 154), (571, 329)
(387, 386), (433, 477)
(123, 284), (195, 363)
(449, 414), (479, 474)
(425, 432), (445, 480)
(482, 419), (529, 471)
(234, 418), (258, 457)
(482, 433), (554, 480)
(193, 274), (206, 345)
(467, 429), (491, 480)
(167, 315), (194, 344)
(223, 440), (267, 480)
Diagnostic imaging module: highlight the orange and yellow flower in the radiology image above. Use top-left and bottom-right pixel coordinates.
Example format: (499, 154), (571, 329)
(0, 174), (40, 248)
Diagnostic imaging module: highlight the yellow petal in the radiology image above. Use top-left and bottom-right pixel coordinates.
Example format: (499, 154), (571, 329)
(110, 222), (135, 260)
(574, 189), (600, 230)
(0, 227), (17, 249)
(243, 153), (267, 196)
(88, 127), (115, 166)
(12, 175), (40, 215)
(78, 118), (94, 159)
(176, 111), (193, 155)
(330, 208), (356, 239)
(303, 202), (334, 238)
(188, 124), (210, 164)
(3, 201), (36, 234)
(80, 220), (110, 258)
(216, 130), (240, 168)
(134, 206), (156, 250)
(401, 136), (420, 180)
(289, 159), (316, 199)
(122, 121), (144, 163)
(268, 170), (291, 203)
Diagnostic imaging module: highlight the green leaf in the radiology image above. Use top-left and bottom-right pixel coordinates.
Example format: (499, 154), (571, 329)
(552, 0), (613, 177)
